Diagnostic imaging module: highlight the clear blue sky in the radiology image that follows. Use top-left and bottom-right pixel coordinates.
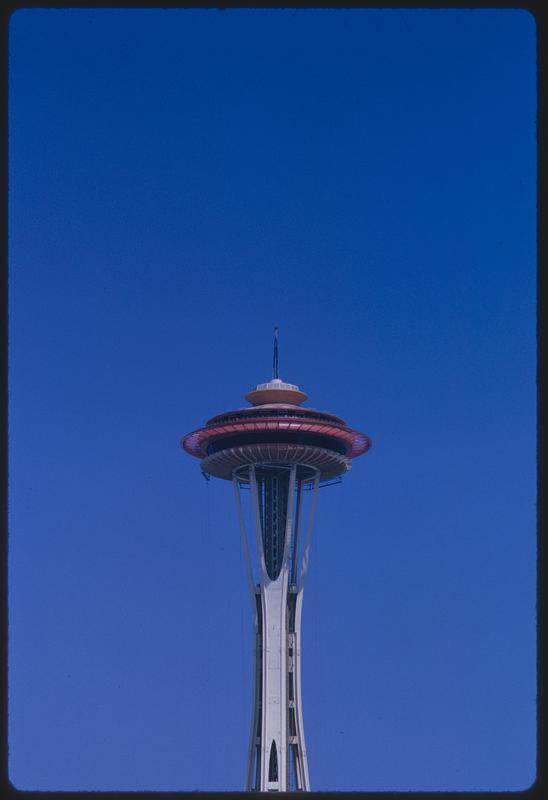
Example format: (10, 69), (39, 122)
(8, 7), (536, 792)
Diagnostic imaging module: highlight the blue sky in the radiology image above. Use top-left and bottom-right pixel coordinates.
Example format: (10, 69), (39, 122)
(8, 7), (536, 791)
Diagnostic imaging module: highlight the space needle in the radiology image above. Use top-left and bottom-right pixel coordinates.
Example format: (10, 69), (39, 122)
(181, 329), (371, 791)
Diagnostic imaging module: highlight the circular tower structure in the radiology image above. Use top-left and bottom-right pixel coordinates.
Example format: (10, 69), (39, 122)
(182, 333), (371, 792)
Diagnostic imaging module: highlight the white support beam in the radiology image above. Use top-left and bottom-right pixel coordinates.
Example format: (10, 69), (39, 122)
(233, 464), (319, 792)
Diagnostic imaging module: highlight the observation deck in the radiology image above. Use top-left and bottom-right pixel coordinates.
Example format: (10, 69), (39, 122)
(181, 377), (371, 481)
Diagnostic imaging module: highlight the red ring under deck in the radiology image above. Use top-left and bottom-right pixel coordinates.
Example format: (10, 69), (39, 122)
(182, 416), (371, 460)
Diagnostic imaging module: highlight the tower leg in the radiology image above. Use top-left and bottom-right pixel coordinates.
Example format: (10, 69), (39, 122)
(234, 464), (319, 792)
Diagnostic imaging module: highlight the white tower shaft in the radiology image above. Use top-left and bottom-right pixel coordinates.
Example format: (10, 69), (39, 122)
(233, 463), (320, 791)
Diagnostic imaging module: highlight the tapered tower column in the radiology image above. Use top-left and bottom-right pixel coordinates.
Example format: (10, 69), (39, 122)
(233, 463), (319, 791)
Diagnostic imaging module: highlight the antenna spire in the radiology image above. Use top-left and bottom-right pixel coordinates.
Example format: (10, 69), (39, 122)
(273, 326), (279, 379)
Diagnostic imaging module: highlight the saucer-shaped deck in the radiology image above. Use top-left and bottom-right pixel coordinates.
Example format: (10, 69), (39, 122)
(182, 380), (371, 481)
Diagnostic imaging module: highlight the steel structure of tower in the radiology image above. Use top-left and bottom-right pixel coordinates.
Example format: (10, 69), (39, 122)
(181, 331), (371, 791)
